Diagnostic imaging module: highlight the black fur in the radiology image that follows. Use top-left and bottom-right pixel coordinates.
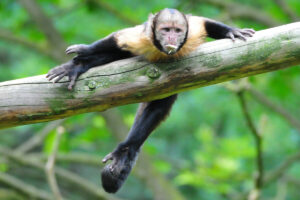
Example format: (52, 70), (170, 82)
(101, 94), (177, 193)
(46, 35), (133, 89)
(74, 35), (134, 67)
(101, 145), (139, 193)
(152, 14), (164, 52)
(204, 20), (233, 39)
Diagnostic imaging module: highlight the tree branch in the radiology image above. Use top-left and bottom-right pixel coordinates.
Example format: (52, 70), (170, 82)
(246, 86), (300, 134)
(0, 147), (121, 200)
(45, 126), (64, 200)
(18, 0), (66, 51)
(15, 119), (65, 153)
(264, 151), (300, 184)
(0, 172), (53, 200)
(1, 22), (300, 129)
(17, 0), (68, 61)
(237, 91), (264, 200)
(273, 0), (300, 22)
(0, 28), (61, 61)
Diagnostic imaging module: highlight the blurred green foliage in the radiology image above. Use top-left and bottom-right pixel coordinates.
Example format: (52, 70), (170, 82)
(0, 0), (300, 199)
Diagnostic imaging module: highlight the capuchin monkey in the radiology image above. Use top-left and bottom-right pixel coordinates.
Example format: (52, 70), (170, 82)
(47, 8), (255, 193)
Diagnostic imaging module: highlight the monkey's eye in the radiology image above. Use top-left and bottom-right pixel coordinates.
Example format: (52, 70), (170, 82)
(162, 28), (170, 32)
(175, 28), (182, 33)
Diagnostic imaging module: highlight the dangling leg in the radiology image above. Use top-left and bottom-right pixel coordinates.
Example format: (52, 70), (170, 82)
(101, 94), (178, 193)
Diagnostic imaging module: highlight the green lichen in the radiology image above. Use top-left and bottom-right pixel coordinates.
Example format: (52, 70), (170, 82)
(240, 38), (281, 64)
(135, 92), (143, 97)
(88, 81), (97, 90)
(201, 54), (222, 68)
(146, 67), (161, 79)
(47, 99), (66, 114)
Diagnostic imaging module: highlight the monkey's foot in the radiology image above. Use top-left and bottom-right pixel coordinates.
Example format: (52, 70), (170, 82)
(226, 28), (255, 41)
(101, 145), (139, 193)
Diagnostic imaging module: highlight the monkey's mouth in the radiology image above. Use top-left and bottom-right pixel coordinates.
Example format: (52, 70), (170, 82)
(165, 44), (178, 55)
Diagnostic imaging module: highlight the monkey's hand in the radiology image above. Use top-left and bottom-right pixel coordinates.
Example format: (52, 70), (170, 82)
(226, 28), (255, 41)
(101, 144), (139, 193)
(46, 60), (86, 90)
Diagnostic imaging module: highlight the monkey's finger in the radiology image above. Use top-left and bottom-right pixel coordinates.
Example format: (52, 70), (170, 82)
(46, 73), (52, 78)
(242, 28), (255, 34)
(46, 68), (58, 78)
(54, 72), (68, 83)
(240, 30), (254, 37)
(47, 73), (60, 81)
(102, 153), (114, 163)
(228, 32), (235, 41)
(68, 79), (76, 90)
(47, 70), (65, 81)
(47, 67), (64, 78)
(67, 74), (78, 90)
(234, 31), (247, 41)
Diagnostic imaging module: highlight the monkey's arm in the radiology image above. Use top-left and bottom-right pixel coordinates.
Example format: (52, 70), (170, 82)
(203, 18), (255, 40)
(101, 94), (177, 193)
(46, 33), (133, 90)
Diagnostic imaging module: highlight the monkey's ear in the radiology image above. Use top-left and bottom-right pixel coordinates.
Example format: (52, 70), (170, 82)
(145, 13), (155, 37)
(148, 13), (155, 21)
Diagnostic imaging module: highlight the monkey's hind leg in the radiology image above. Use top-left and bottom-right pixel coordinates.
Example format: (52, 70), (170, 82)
(101, 94), (178, 193)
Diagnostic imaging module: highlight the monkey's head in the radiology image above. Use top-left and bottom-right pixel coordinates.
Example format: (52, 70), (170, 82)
(152, 8), (188, 55)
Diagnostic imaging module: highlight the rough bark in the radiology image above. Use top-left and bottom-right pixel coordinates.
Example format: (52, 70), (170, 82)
(1, 22), (300, 129)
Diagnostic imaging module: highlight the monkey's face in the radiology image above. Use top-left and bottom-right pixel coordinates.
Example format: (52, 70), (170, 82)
(153, 8), (188, 55)
(155, 23), (187, 55)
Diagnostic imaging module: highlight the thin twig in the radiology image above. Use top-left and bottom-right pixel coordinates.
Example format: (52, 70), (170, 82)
(45, 126), (65, 200)
(273, 0), (300, 22)
(0, 146), (121, 200)
(18, 0), (66, 51)
(0, 28), (60, 61)
(198, 0), (281, 27)
(264, 151), (300, 184)
(0, 172), (53, 200)
(89, 0), (139, 25)
(285, 176), (300, 187)
(246, 86), (300, 134)
(237, 91), (264, 199)
(17, 0), (68, 62)
(15, 119), (65, 154)
(274, 177), (287, 200)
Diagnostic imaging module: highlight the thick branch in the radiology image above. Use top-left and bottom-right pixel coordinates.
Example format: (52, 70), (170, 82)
(1, 22), (300, 129)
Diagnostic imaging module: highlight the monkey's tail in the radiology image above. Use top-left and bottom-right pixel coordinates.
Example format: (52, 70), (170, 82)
(101, 148), (139, 193)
